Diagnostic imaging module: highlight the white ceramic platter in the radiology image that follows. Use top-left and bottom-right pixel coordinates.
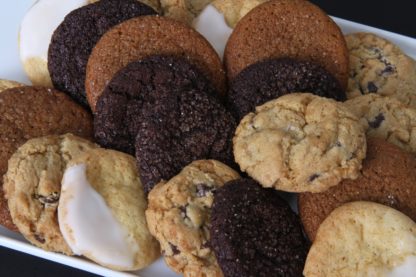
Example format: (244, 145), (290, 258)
(0, 1), (415, 277)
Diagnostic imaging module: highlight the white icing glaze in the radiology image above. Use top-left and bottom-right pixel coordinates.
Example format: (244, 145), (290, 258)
(387, 256), (416, 277)
(20, 0), (88, 61)
(192, 5), (233, 59)
(58, 164), (138, 269)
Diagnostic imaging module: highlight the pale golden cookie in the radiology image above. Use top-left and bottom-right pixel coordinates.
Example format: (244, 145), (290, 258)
(212, 0), (268, 28)
(3, 134), (96, 254)
(304, 201), (416, 277)
(233, 93), (367, 193)
(146, 160), (240, 277)
(160, 0), (212, 25)
(0, 79), (23, 92)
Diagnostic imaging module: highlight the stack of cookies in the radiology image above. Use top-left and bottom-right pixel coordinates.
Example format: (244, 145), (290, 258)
(1, 0), (416, 276)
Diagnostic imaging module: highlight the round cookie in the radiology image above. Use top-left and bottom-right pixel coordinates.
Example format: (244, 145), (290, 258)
(160, 0), (212, 25)
(0, 79), (23, 93)
(210, 179), (308, 277)
(3, 134), (97, 254)
(89, 0), (161, 12)
(19, 0), (91, 87)
(346, 32), (416, 108)
(233, 93), (367, 193)
(304, 201), (416, 277)
(344, 93), (416, 154)
(48, 0), (157, 107)
(86, 16), (226, 112)
(228, 58), (345, 120)
(299, 138), (416, 241)
(145, 160), (240, 276)
(58, 148), (159, 270)
(224, 0), (349, 89)
(0, 86), (93, 231)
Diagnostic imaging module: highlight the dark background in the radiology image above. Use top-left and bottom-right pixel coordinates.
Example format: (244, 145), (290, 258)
(1, 1), (414, 276)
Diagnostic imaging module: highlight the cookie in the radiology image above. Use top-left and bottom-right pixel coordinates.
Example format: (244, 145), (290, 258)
(58, 148), (159, 270)
(3, 134), (96, 254)
(224, 0), (349, 89)
(228, 58), (345, 120)
(299, 138), (416, 241)
(346, 32), (416, 108)
(19, 0), (91, 87)
(160, 0), (212, 25)
(48, 0), (157, 107)
(344, 93), (416, 154)
(0, 86), (93, 231)
(210, 179), (308, 277)
(86, 16), (225, 112)
(0, 79), (23, 92)
(233, 93), (367, 193)
(89, 0), (161, 12)
(146, 160), (240, 276)
(304, 201), (416, 277)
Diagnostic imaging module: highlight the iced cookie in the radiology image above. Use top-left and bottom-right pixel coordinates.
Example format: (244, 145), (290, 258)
(3, 134), (96, 254)
(233, 93), (366, 193)
(344, 93), (416, 154)
(346, 32), (416, 108)
(304, 201), (416, 277)
(48, 0), (157, 107)
(58, 148), (159, 270)
(86, 16), (225, 111)
(0, 86), (93, 231)
(146, 160), (240, 276)
(0, 79), (23, 92)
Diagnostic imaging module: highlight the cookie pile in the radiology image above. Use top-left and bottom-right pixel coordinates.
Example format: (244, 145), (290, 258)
(1, 0), (416, 276)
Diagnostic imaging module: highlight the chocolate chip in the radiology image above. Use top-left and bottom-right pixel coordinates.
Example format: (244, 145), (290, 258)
(309, 174), (320, 182)
(196, 183), (214, 197)
(34, 192), (59, 205)
(34, 234), (45, 244)
(180, 205), (189, 220)
(367, 82), (378, 93)
(381, 65), (395, 75)
(335, 141), (342, 147)
(169, 242), (180, 255)
(368, 113), (385, 129)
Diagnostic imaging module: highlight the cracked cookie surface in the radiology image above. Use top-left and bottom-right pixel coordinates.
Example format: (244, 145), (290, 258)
(3, 134), (96, 254)
(346, 32), (416, 108)
(145, 160), (240, 277)
(344, 93), (416, 154)
(233, 93), (367, 193)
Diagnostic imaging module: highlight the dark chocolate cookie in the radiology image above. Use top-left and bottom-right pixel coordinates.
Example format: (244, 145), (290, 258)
(94, 55), (236, 193)
(210, 179), (308, 277)
(228, 58), (345, 120)
(48, 0), (156, 107)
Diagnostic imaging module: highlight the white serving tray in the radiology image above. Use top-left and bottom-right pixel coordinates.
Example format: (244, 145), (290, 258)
(0, 1), (415, 276)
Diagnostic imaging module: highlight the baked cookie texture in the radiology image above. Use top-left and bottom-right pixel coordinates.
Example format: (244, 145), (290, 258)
(89, 0), (161, 12)
(233, 93), (367, 193)
(346, 32), (416, 108)
(299, 138), (416, 241)
(304, 201), (416, 277)
(344, 93), (416, 154)
(86, 16), (225, 111)
(0, 79), (23, 92)
(3, 134), (97, 254)
(224, 0), (349, 89)
(210, 179), (308, 277)
(227, 58), (345, 120)
(60, 148), (160, 270)
(146, 160), (240, 277)
(0, 86), (93, 231)
(160, 0), (212, 25)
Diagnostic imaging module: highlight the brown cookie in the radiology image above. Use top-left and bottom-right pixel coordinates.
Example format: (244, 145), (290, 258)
(224, 0), (349, 89)
(298, 138), (416, 241)
(0, 86), (93, 231)
(86, 16), (226, 111)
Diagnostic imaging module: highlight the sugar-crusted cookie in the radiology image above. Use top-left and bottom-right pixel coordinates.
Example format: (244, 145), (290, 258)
(48, 0), (156, 107)
(0, 86), (93, 231)
(299, 138), (416, 241)
(210, 179), (308, 277)
(225, 0), (349, 89)
(3, 134), (96, 254)
(304, 201), (416, 277)
(0, 79), (23, 92)
(146, 160), (240, 276)
(346, 32), (416, 108)
(344, 93), (416, 154)
(233, 93), (367, 193)
(86, 16), (225, 111)
(228, 58), (345, 120)
(59, 148), (159, 270)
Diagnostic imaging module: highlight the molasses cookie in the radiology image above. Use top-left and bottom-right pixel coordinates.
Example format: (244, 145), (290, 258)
(89, 0), (161, 12)
(86, 16), (225, 111)
(48, 0), (157, 107)
(0, 86), (93, 231)
(228, 58), (345, 120)
(225, 0), (349, 89)
(210, 179), (308, 277)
